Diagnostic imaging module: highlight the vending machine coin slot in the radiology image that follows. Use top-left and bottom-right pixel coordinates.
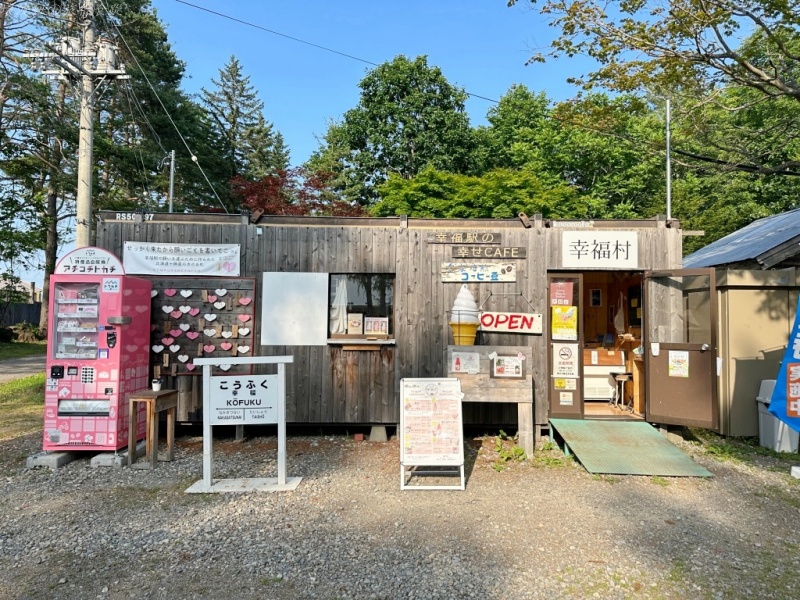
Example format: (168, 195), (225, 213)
(50, 365), (64, 379)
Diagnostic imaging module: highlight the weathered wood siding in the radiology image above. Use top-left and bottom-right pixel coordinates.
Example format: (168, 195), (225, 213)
(97, 213), (681, 428)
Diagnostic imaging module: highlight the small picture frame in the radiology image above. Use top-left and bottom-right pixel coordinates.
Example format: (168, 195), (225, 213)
(490, 356), (525, 380)
(347, 313), (364, 335)
(364, 316), (388, 336)
(590, 289), (602, 307)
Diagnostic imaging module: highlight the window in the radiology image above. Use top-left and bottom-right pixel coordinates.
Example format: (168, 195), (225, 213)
(329, 274), (394, 339)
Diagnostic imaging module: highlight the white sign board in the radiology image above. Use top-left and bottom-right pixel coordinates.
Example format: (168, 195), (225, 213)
(560, 231), (639, 269)
(400, 379), (464, 467)
(55, 247), (125, 275)
(261, 272), (329, 346)
(451, 351), (480, 374)
(441, 262), (516, 282)
(479, 311), (542, 334)
(123, 242), (241, 276)
(552, 343), (580, 378)
(209, 374), (279, 425)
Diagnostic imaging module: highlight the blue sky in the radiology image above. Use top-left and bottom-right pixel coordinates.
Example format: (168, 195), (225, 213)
(152, 0), (593, 166)
(21, 1), (598, 286)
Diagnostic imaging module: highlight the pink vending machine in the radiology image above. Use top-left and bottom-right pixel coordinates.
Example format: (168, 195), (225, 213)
(44, 247), (152, 452)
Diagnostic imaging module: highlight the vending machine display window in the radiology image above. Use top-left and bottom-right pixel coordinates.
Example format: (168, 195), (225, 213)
(53, 283), (100, 359)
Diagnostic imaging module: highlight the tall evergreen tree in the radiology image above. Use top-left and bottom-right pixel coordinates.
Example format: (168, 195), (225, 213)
(200, 55), (289, 187)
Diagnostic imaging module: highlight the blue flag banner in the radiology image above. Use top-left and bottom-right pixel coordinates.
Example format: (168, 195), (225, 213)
(768, 297), (800, 433)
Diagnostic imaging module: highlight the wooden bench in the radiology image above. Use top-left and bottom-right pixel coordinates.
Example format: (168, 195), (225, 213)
(128, 389), (178, 469)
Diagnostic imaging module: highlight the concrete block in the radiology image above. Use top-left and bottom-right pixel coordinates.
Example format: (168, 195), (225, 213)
(26, 451), (78, 470)
(791, 466), (800, 480)
(90, 441), (145, 469)
(368, 426), (388, 442)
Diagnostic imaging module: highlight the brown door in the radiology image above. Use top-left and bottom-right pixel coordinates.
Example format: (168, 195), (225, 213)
(548, 273), (584, 418)
(644, 269), (719, 430)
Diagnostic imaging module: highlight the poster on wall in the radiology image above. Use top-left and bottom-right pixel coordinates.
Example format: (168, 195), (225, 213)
(668, 350), (690, 377)
(550, 281), (574, 306)
(451, 352), (480, 374)
(124, 242), (240, 276)
(490, 355), (525, 379)
(552, 343), (579, 378)
(559, 392), (574, 406)
(554, 378), (577, 390)
(551, 306), (578, 341)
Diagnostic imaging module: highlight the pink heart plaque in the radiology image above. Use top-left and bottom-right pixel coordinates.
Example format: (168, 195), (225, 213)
(170, 310), (183, 319)
(169, 329), (182, 338)
(203, 344), (215, 353)
(237, 314), (251, 323)
(164, 289), (177, 297)
(185, 363), (196, 371)
(220, 342), (233, 351)
(207, 295), (217, 303)
(238, 297), (252, 306)
(161, 337), (174, 345)
(186, 331), (200, 340)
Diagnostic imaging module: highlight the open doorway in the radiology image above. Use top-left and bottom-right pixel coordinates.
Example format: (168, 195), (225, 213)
(548, 271), (645, 420)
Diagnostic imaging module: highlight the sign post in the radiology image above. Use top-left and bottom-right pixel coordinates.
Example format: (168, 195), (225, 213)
(400, 378), (465, 490)
(185, 356), (301, 493)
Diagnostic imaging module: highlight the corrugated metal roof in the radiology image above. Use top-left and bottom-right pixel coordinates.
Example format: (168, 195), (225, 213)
(683, 207), (800, 268)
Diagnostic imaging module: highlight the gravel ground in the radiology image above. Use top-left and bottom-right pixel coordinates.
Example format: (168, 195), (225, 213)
(1, 428), (799, 600)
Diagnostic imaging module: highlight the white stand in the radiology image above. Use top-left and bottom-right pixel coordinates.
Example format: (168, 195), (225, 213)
(185, 356), (302, 494)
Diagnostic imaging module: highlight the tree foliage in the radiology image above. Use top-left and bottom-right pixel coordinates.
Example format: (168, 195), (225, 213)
(510, 0), (800, 176)
(307, 55), (477, 206)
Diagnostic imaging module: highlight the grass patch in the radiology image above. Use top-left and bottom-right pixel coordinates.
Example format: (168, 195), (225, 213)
(0, 374), (45, 441)
(650, 475), (670, 487)
(688, 427), (799, 464)
(0, 340), (47, 360)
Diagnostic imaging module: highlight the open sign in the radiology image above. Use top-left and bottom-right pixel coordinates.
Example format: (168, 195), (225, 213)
(479, 311), (542, 334)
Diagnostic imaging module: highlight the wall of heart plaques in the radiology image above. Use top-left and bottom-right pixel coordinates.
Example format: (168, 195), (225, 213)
(148, 277), (256, 376)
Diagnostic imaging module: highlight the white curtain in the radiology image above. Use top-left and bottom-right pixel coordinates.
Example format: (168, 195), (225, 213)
(613, 292), (625, 334)
(330, 278), (348, 334)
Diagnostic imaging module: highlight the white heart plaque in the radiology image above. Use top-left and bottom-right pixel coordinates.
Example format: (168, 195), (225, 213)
(179, 305), (191, 313)
(179, 323), (191, 331)
(216, 364), (232, 371)
(151, 344), (164, 353)
(204, 314), (217, 321)
(238, 328), (250, 337)
(180, 290), (192, 298)
(221, 331), (233, 339)
(177, 354), (189, 363)
(237, 345), (250, 354)
(214, 301), (226, 310)
(161, 305), (174, 314)
(204, 328), (217, 337)
(214, 288), (228, 297)
(151, 290), (158, 298)
(169, 344), (181, 353)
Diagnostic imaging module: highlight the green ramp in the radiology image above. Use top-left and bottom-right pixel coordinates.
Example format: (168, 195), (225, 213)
(549, 419), (712, 477)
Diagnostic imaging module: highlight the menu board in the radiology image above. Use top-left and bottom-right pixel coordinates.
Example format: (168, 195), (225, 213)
(400, 378), (464, 467)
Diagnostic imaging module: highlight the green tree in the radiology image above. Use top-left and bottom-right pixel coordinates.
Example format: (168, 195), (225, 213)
(372, 165), (595, 219)
(307, 55), (477, 206)
(200, 56), (289, 189)
(509, 0), (800, 175)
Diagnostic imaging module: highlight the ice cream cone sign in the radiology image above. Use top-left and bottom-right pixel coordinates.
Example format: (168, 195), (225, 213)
(449, 285), (480, 345)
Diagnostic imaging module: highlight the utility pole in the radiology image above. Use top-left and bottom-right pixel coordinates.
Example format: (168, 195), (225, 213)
(666, 98), (672, 221)
(26, 0), (129, 248)
(168, 149), (176, 213)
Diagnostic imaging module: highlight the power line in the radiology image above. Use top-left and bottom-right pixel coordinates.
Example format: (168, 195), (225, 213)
(97, 0), (231, 213)
(173, 0), (499, 104)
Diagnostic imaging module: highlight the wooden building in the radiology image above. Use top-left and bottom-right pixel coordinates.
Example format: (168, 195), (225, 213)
(98, 210), (718, 439)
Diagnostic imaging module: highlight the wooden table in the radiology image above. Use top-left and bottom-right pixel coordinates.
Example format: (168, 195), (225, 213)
(128, 389), (178, 469)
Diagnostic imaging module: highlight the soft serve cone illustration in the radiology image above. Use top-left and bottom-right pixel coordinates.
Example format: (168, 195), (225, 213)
(449, 284), (480, 345)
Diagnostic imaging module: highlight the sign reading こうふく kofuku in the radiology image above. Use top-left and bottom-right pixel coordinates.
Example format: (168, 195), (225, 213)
(209, 374), (278, 425)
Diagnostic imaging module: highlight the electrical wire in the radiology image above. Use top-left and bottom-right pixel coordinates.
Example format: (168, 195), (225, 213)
(173, 0), (499, 104)
(98, 0), (231, 213)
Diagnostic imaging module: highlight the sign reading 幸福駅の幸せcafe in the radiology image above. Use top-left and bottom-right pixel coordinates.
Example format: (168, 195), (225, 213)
(452, 246), (527, 259)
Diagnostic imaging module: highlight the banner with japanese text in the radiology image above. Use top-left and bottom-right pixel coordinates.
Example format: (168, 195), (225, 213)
(123, 242), (240, 276)
(768, 297), (800, 432)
